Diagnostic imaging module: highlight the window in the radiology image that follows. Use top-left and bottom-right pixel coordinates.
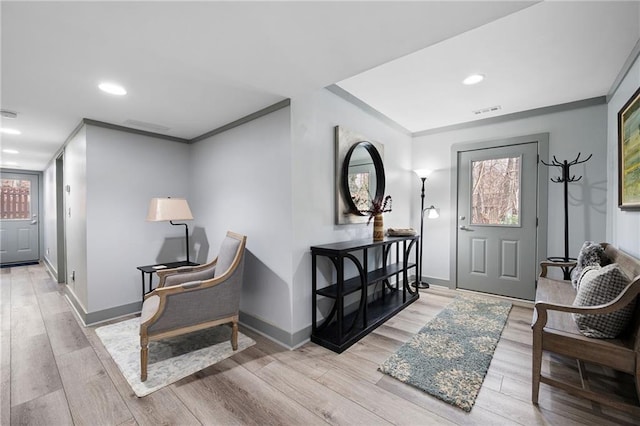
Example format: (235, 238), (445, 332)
(1, 179), (31, 219)
(471, 156), (520, 225)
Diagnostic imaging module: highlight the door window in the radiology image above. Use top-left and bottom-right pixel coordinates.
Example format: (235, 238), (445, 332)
(1, 178), (31, 219)
(471, 156), (521, 226)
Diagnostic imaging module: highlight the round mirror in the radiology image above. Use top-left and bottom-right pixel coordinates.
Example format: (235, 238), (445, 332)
(341, 141), (385, 215)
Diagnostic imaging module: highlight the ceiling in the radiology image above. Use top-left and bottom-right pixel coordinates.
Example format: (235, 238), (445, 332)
(1, 1), (638, 171)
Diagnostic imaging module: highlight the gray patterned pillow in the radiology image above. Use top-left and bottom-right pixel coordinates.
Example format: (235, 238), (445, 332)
(571, 241), (608, 290)
(572, 264), (633, 339)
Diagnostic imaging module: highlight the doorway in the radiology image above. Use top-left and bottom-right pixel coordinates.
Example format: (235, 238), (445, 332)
(0, 170), (41, 265)
(452, 134), (548, 301)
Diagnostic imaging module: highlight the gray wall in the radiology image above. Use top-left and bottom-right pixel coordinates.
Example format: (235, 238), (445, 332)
(188, 107), (295, 337)
(186, 88), (414, 347)
(47, 123), (192, 321)
(85, 125), (191, 314)
(412, 103), (608, 283)
(607, 54), (640, 257)
(64, 126), (89, 311)
(290, 88), (413, 341)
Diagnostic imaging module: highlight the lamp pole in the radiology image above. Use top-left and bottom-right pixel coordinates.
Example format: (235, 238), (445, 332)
(414, 177), (430, 289)
(170, 220), (190, 263)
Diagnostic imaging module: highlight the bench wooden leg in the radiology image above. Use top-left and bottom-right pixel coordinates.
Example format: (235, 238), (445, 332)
(635, 354), (640, 404)
(532, 331), (542, 404)
(577, 360), (590, 391)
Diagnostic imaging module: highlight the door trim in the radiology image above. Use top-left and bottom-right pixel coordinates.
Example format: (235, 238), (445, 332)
(449, 133), (549, 291)
(56, 153), (66, 282)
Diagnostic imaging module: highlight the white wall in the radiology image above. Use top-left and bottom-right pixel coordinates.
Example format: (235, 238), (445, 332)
(188, 108), (295, 334)
(413, 103), (608, 282)
(608, 55), (640, 257)
(42, 160), (57, 274)
(290, 88), (413, 336)
(84, 125), (190, 313)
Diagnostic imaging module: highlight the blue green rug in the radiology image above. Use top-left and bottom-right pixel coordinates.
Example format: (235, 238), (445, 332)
(379, 295), (512, 411)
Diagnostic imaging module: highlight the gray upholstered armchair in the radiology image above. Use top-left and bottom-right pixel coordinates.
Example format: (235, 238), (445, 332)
(139, 231), (247, 381)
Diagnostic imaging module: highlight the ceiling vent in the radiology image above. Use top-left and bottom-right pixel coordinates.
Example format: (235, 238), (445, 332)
(123, 119), (171, 133)
(472, 105), (502, 116)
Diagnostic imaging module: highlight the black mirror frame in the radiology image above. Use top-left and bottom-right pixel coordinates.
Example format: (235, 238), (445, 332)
(341, 141), (386, 216)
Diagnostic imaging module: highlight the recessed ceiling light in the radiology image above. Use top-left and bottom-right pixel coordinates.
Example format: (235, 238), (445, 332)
(2, 149), (19, 154)
(463, 74), (485, 85)
(0, 110), (17, 119)
(0, 128), (21, 135)
(98, 82), (127, 96)
(2, 161), (18, 166)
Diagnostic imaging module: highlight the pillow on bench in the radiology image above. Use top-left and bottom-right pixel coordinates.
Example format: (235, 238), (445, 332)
(572, 263), (633, 338)
(571, 241), (609, 290)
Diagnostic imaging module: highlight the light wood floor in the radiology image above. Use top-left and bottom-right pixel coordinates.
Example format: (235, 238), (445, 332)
(3, 264), (640, 425)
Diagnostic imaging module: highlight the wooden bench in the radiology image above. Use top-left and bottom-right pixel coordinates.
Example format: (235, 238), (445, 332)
(532, 243), (640, 415)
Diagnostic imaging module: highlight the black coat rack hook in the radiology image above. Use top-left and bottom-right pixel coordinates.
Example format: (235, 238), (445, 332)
(541, 152), (592, 183)
(540, 152), (592, 279)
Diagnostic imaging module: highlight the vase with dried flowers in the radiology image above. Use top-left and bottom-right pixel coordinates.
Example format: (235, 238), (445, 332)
(360, 195), (392, 241)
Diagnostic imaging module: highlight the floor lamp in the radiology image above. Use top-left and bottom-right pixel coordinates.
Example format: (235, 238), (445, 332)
(146, 197), (194, 263)
(412, 169), (439, 289)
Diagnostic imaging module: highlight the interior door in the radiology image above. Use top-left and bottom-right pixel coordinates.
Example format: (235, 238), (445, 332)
(456, 143), (538, 300)
(0, 171), (40, 265)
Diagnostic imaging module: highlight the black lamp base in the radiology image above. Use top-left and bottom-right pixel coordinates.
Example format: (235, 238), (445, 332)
(411, 281), (430, 289)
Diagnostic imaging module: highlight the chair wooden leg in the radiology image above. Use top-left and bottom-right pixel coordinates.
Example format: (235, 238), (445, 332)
(140, 337), (149, 382)
(231, 322), (238, 351)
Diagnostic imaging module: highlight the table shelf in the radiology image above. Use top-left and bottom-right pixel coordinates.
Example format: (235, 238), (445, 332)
(311, 289), (418, 353)
(316, 262), (415, 298)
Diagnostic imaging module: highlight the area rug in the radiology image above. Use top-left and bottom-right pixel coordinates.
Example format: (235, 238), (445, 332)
(95, 317), (255, 397)
(379, 295), (512, 411)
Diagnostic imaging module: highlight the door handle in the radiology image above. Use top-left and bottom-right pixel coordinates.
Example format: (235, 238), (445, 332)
(459, 225), (473, 231)
(31, 220), (38, 225)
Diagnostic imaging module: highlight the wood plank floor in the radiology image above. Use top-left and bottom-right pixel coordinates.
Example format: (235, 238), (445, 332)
(3, 263), (640, 425)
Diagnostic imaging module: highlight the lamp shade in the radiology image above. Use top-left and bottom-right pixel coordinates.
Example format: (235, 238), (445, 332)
(146, 197), (193, 221)
(414, 168), (432, 179)
(426, 205), (439, 219)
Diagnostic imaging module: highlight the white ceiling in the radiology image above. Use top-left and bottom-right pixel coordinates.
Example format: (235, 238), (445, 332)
(1, 1), (638, 171)
(337, 1), (640, 133)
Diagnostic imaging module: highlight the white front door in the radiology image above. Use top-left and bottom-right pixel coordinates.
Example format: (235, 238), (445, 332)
(456, 142), (539, 300)
(0, 171), (40, 265)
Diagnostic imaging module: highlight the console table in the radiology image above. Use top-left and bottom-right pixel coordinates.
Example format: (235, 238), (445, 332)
(310, 235), (419, 353)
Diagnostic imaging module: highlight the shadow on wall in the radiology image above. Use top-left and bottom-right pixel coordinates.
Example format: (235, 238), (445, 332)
(242, 249), (290, 326)
(192, 226), (210, 264)
(154, 226), (209, 264)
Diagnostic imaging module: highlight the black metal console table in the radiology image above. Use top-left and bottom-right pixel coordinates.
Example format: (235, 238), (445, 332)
(310, 235), (419, 353)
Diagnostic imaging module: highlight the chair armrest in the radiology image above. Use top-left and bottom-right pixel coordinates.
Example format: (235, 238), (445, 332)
(540, 261), (577, 278)
(532, 279), (640, 330)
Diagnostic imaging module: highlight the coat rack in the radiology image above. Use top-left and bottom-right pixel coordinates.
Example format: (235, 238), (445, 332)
(541, 153), (592, 279)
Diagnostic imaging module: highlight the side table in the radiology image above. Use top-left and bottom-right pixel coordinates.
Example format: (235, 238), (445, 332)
(136, 261), (199, 300)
